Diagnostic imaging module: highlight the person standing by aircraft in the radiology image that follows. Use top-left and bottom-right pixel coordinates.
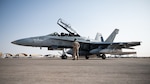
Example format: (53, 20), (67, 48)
(72, 38), (80, 60)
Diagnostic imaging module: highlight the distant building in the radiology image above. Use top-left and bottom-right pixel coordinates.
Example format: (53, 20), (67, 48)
(15, 53), (28, 57)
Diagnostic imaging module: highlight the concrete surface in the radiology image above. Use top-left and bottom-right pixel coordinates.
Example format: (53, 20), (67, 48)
(0, 58), (150, 84)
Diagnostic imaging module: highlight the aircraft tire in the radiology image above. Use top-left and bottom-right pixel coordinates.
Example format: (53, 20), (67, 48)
(61, 55), (67, 59)
(102, 54), (106, 59)
(85, 55), (89, 59)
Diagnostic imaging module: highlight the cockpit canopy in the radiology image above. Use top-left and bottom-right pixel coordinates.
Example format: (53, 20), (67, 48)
(47, 32), (59, 36)
(47, 32), (80, 37)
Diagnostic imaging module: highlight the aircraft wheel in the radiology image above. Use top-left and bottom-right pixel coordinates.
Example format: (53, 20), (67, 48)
(61, 55), (67, 59)
(102, 54), (106, 59)
(85, 55), (89, 59)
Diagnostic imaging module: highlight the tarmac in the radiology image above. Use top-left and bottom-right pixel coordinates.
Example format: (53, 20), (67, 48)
(0, 57), (150, 84)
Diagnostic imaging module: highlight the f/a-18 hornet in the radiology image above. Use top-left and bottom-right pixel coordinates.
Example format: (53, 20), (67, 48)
(12, 18), (141, 59)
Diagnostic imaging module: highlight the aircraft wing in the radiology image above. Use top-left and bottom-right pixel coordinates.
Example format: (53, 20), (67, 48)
(107, 42), (141, 49)
(89, 41), (140, 55)
(92, 41), (141, 49)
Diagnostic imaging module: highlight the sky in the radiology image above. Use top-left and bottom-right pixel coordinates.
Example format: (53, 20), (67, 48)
(0, 0), (150, 57)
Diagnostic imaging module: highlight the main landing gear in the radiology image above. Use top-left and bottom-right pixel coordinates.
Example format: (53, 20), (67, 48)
(61, 55), (67, 59)
(101, 54), (106, 59)
(97, 54), (106, 59)
(85, 55), (89, 59)
(85, 54), (106, 60)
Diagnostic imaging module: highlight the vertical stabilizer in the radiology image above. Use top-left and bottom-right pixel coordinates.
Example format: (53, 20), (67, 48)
(95, 33), (104, 42)
(105, 29), (119, 42)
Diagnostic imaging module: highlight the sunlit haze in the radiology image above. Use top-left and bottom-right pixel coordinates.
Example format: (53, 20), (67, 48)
(0, 0), (150, 57)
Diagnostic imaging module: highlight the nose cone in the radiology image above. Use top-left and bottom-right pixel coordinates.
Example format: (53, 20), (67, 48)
(11, 38), (33, 46)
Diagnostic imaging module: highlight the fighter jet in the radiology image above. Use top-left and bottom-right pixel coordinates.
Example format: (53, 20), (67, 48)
(11, 18), (141, 59)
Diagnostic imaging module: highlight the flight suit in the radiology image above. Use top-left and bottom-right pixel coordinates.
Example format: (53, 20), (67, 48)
(72, 41), (80, 60)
